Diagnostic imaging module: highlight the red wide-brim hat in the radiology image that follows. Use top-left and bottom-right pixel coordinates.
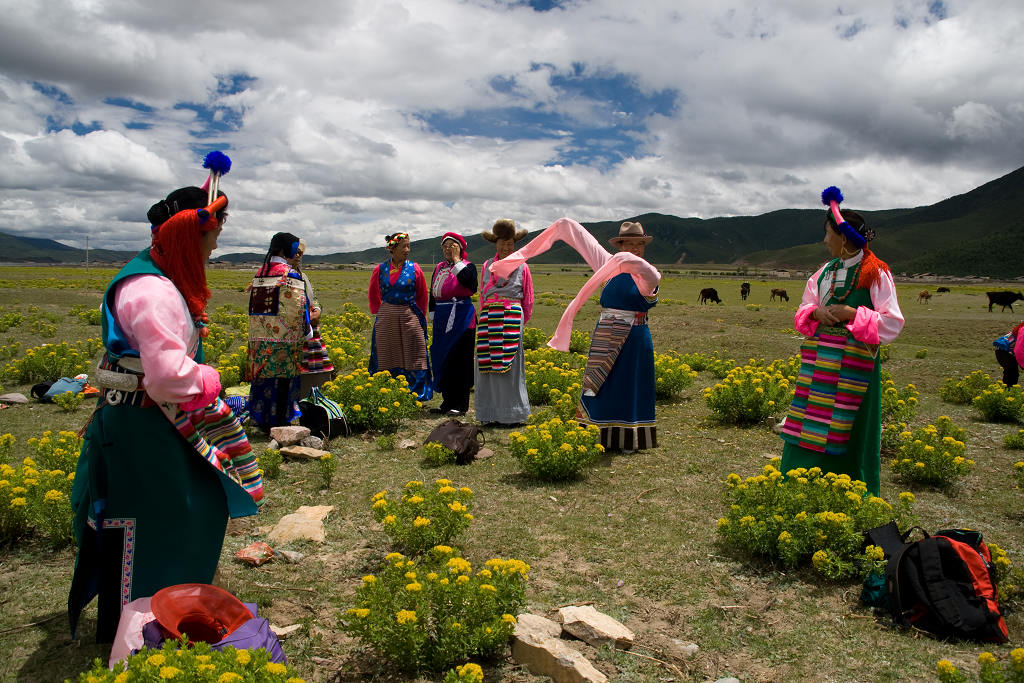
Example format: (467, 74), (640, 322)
(150, 583), (252, 644)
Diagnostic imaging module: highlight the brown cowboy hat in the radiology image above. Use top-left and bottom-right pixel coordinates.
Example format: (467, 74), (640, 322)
(482, 218), (528, 243)
(609, 221), (653, 247)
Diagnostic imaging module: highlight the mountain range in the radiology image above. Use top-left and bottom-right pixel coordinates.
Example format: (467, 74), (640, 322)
(3, 165), (1022, 278)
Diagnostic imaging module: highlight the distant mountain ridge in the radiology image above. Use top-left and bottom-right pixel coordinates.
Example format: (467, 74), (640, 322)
(3, 165), (1022, 277)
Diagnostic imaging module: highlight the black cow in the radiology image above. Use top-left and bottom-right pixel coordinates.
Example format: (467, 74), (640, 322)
(987, 291), (1024, 312)
(936, 286), (951, 293)
(740, 282), (751, 300)
(699, 287), (722, 304)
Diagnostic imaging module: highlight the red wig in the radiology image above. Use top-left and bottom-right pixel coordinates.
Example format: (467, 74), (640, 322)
(855, 247), (890, 291)
(151, 209), (218, 318)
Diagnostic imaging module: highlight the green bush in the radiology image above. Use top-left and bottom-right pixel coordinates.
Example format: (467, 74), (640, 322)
(568, 329), (590, 354)
(889, 417), (973, 488)
(343, 547), (528, 673)
(521, 326), (547, 351)
(703, 363), (791, 425)
(717, 460), (916, 579)
(2, 339), (103, 384)
(72, 639), (304, 681)
(939, 370), (993, 405)
(880, 379), (919, 425)
(653, 352), (698, 400)
(523, 358), (583, 405)
(322, 369), (422, 432)
(973, 383), (1024, 423)
(371, 480), (475, 554)
(508, 418), (603, 481)
(423, 442), (456, 466)
(316, 452), (337, 490)
(259, 448), (282, 480)
(1006, 428), (1024, 450)
(376, 434), (396, 451)
(52, 391), (85, 412)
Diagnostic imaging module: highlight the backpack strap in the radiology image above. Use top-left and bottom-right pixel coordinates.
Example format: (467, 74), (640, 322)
(917, 538), (988, 632)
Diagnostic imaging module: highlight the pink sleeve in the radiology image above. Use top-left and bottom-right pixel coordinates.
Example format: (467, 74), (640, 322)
(114, 275), (205, 404)
(794, 266), (826, 337)
(489, 217), (611, 279)
(180, 364), (221, 412)
(1015, 330), (1024, 368)
(521, 265), (534, 322)
(368, 265), (382, 314)
(414, 263), (428, 314)
(847, 269), (905, 345)
(548, 253), (661, 351)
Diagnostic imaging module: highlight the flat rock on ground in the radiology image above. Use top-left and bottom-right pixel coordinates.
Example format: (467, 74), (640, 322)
(558, 605), (634, 650)
(280, 445), (331, 459)
(511, 628), (608, 683)
(514, 613), (563, 640)
(267, 505), (334, 544)
(269, 425), (311, 446)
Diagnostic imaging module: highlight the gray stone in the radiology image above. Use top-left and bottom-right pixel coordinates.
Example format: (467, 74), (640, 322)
(474, 447), (495, 460)
(514, 613), (562, 640)
(511, 628), (608, 683)
(270, 623), (302, 638)
(299, 435), (325, 449)
(280, 445), (330, 459)
(269, 425), (311, 446)
(275, 549), (305, 563)
(559, 605), (634, 650)
(0, 393), (28, 404)
(398, 438), (418, 449)
(713, 679), (741, 683)
(267, 439), (279, 450)
(267, 505), (334, 544)
(669, 639), (699, 658)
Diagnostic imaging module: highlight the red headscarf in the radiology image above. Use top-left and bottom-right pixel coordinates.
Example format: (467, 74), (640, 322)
(151, 209), (220, 318)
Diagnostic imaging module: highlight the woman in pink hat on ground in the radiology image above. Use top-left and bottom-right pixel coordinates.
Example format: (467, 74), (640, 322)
(428, 232), (478, 415)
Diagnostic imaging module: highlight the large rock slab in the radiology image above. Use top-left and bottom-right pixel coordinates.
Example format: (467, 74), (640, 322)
(0, 393), (28, 404)
(558, 605), (634, 650)
(267, 505), (334, 544)
(514, 613), (562, 640)
(511, 629), (607, 683)
(280, 445), (330, 460)
(269, 425), (310, 446)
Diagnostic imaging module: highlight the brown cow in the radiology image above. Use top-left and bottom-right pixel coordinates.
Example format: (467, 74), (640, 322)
(918, 290), (932, 303)
(769, 288), (788, 302)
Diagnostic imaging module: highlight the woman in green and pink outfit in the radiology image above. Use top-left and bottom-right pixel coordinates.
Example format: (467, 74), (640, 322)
(779, 186), (905, 495)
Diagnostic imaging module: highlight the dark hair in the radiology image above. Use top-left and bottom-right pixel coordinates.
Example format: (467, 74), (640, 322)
(259, 232), (302, 275)
(148, 187), (227, 227)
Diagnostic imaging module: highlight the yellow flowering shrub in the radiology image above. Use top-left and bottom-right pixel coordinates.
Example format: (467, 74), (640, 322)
(703, 362), (791, 425)
(889, 417), (973, 488)
(937, 649), (1024, 683)
(343, 547), (528, 673)
(987, 543), (1024, 610)
(1, 338), (103, 384)
(973, 383), (1024, 423)
(653, 351), (698, 400)
(881, 421), (908, 455)
(523, 357), (583, 405)
(521, 326), (548, 350)
(1006, 429), (1024, 451)
(879, 378), (919, 425)
(259, 449), (282, 480)
(443, 662), (485, 683)
(318, 309), (369, 371)
(371, 480), (475, 553)
(72, 639), (304, 682)
(939, 369), (993, 405)
(0, 430), (80, 545)
(567, 329), (590, 354)
(422, 442), (456, 466)
(508, 418), (603, 481)
(322, 369), (421, 432)
(717, 460), (916, 579)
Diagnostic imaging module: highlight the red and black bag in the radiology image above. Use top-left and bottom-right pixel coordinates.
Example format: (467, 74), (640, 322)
(867, 522), (1008, 643)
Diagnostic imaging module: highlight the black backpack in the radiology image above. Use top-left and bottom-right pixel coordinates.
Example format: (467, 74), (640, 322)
(866, 522), (1009, 643)
(298, 387), (350, 440)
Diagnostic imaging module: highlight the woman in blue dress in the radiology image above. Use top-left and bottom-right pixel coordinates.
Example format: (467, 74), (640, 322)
(577, 222), (658, 451)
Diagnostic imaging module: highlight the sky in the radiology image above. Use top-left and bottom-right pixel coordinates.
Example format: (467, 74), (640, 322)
(1, 0), (1022, 257)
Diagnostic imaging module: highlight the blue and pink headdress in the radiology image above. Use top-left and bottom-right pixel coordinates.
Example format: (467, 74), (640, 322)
(821, 185), (874, 248)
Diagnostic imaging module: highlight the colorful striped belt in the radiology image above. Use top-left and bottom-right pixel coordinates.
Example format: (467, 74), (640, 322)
(599, 308), (647, 326)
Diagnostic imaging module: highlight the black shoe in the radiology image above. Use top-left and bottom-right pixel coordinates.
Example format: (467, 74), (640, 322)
(429, 407), (445, 415)
(447, 409), (465, 416)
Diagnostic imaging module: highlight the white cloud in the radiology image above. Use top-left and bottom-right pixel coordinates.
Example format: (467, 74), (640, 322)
(0, 0), (1020, 256)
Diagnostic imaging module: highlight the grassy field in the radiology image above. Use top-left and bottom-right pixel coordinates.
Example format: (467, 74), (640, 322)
(1, 264), (1023, 682)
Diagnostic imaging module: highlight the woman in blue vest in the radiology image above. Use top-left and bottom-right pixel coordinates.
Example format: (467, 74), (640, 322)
(70, 162), (260, 642)
(368, 232), (433, 401)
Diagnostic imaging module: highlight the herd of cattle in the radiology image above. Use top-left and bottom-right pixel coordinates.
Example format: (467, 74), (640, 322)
(696, 283), (1024, 312)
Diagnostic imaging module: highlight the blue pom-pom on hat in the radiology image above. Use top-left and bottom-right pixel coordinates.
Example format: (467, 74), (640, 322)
(203, 150), (232, 176)
(821, 185), (844, 207)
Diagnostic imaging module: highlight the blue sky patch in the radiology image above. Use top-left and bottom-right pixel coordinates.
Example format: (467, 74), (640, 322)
(104, 97), (154, 113)
(419, 66), (677, 168)
(125, 121), (154, 130)
(32, 82), (73, 105)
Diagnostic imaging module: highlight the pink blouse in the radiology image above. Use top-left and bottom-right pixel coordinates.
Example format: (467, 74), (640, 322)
(794, 255), (905, 346)
(112, 274), (209, 405)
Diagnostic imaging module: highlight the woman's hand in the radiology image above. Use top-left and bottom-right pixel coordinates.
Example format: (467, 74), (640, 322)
(812, 306), (839, 325)
(310, 308), (321, 324)
(813, 304), (857, 324)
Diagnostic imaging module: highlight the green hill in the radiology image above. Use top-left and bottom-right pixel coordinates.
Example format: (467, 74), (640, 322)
(4, 165), (1022, 277)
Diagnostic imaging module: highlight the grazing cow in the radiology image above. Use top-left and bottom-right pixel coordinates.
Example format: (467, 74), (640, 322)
(987, 291), (1024, 312)
(699, 287), (722, 304)
(769, 288), (789, 302)
(936, 286), (951, 293)
(918, 290), (932, 303)
(740, 282), (751, 300)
